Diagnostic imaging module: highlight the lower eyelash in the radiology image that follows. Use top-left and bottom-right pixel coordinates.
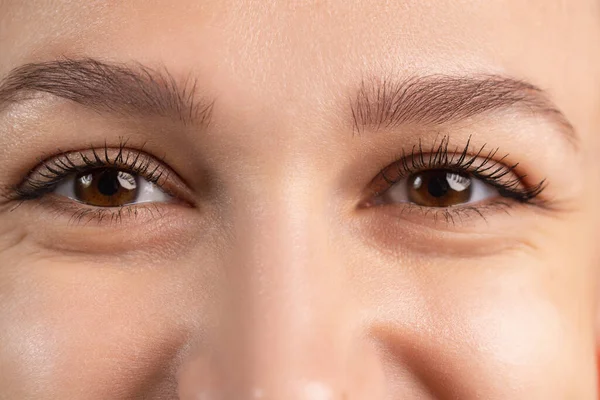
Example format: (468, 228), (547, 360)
(38, 195), (168, 227)
(70, 205), (165, 226)
(396, 200), (514, 226)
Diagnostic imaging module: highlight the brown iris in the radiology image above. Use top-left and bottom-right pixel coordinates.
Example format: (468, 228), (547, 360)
(407, 170), (472, 207)
(74, 169), (138, 207)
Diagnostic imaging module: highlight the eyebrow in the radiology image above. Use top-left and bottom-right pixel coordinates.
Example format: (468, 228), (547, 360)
(350, 75), (577, 146)
(0, 58), (214, 126)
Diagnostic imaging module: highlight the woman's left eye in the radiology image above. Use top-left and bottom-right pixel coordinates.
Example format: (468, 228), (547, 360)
(380, 169), (497, 207)
(54, 168), (171, 207)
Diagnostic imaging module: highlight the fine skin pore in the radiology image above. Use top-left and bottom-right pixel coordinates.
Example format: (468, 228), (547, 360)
(0, 0), (599, 399)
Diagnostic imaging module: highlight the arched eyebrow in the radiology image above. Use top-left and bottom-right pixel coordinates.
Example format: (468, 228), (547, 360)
(350, 75), (577, 147)
(0, 58), (214, 127)
(0, 59), (578, 149)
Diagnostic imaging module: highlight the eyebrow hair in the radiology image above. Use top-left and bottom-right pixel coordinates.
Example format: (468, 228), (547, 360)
(350, 75), (577, 146)
(0, 58), (214, 126)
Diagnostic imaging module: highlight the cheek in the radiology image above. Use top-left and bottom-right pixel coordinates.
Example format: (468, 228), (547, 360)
(463, 293), (574, 386)
(360, 249), (597, 398)
(452, 270), (596, 396)
(0, 256), (194, 398)
(452, 282), (597, 398)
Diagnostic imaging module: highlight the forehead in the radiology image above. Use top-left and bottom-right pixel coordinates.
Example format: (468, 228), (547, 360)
(2, 1), (597, 71)
(1, 0), (599, 142)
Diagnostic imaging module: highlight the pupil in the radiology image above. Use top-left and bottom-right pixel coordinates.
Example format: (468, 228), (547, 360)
(427, 175), (450, 198)
(97, 170), (121, 196)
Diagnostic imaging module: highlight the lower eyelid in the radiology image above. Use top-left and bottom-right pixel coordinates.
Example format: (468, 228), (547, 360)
(4, 196), (201, 256)
(368, 198), (516, 225)
(352, 199), (540, 258)
(37, 194), (173, 227)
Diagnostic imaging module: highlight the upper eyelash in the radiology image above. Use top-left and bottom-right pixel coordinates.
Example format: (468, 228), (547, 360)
(8, 140), (169, 202)
(6, 136), (546, 213)
(376, 135), (547, 205)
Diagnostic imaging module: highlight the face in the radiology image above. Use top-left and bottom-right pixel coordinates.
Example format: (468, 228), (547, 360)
(0, 0), (599, 398)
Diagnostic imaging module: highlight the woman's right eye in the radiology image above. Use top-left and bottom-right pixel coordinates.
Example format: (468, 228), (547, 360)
(53, 168), (172, 207)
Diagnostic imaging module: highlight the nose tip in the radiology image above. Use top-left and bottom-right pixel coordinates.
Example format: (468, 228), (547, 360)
(177, 336), (387, 400)
(248, 380), (342, 400)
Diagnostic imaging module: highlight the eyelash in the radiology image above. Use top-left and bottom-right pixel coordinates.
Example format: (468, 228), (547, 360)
(370, 135), (548, 209)
(10, 142), (169, 202)
(3, 141), (178, 225)
(5, 136), (548, 226)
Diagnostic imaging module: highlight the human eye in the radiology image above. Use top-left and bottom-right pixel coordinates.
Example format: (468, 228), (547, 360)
(52, 163), (170, 207)
(380, 169), (499, 207)
(365, 136), (548, 224)
(6, 142), (189, 226)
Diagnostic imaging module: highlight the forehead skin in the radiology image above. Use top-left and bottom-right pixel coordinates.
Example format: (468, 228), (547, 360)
(0, 0), (599, 399)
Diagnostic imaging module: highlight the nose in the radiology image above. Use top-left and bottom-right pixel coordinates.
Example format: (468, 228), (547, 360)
(177, 183), (387, 399)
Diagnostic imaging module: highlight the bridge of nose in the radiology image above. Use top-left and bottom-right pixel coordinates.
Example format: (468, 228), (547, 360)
(176, 175), (388, 399)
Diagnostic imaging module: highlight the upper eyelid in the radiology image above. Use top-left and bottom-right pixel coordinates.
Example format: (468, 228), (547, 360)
(369, 136), (547, 201)
(43, 148), (166, 181)
(8, 146), (180, 201)
(380, 137), (520, 179)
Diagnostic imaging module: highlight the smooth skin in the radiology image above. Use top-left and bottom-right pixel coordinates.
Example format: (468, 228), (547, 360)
(0, 0), (599, 399)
